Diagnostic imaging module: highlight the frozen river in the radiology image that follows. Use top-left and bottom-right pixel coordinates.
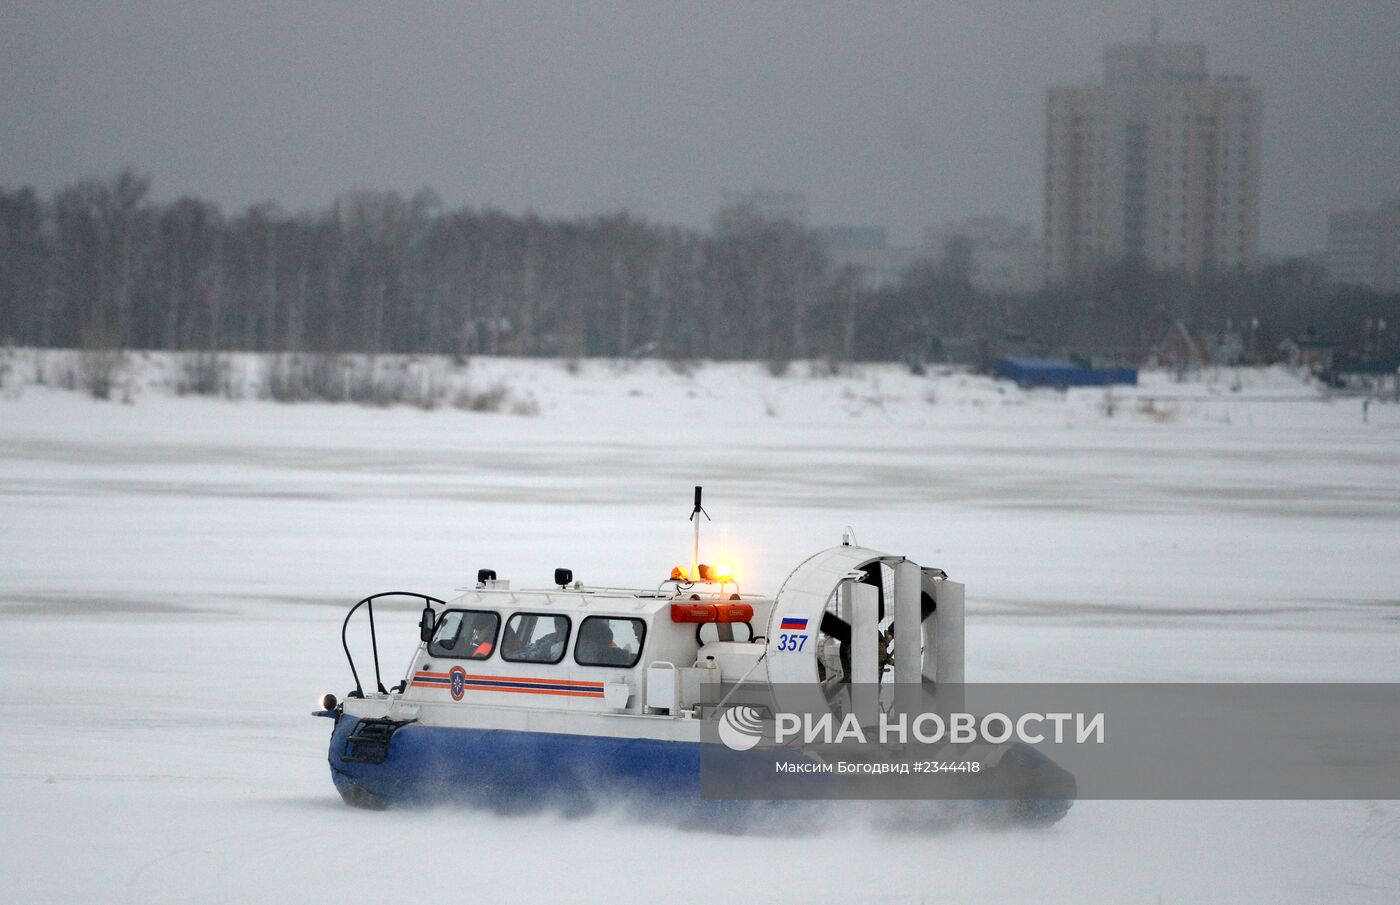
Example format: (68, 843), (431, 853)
(2, 358), (1398, 903)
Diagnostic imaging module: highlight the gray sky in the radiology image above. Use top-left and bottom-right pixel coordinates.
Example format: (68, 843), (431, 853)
(2, 1), (1397, 254)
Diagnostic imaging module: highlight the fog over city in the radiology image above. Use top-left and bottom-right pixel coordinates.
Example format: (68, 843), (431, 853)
(2, 1), (1398, 253)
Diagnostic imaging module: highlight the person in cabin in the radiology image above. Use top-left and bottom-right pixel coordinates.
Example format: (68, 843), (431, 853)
(578, 619), (634, 666)
(501, 622), (521, 657)
(467, 623), (494, 658)
(576, 619), (614, 664)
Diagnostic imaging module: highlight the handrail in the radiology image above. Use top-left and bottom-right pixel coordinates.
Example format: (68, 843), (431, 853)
(341, 592), (448, 698)
(653, 577), (743, 599)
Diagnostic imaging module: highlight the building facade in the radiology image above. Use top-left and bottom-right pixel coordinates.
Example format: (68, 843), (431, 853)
(812, 226), (927, 290)
(924, 216), (1040, 294)
(1326, 201), (1400, 293)
(716, 188), (809, 226)
(1044, 43), (1261, 283)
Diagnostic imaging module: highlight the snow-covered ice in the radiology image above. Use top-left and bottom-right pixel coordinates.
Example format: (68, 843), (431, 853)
(2, 355), (1398, 903)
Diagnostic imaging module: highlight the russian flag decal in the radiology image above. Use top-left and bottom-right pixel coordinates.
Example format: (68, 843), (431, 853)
(779, 616), (809, 631)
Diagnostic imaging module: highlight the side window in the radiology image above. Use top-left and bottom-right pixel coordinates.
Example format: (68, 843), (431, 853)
(575, 616), (647, 668)
(500, 613), (571, 665)
(428, 610), (500, 660)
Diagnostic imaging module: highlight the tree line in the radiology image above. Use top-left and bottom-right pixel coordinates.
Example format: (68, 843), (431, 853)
(0, 171), (834, 362)
(1, 171), (1396, 365)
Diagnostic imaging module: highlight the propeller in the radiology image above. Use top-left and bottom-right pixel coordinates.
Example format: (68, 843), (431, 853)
(817, 573), (937, 684)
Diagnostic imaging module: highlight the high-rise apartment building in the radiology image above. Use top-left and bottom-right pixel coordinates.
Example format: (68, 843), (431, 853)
(1044, 43), (1261, 283)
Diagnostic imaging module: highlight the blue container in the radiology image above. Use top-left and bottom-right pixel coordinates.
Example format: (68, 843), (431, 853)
(994, 357), (1137, 388)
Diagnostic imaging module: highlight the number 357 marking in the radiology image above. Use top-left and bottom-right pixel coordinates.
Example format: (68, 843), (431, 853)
(776, 633), (808, 652)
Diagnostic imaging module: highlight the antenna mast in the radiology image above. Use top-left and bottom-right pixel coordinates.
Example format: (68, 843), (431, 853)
(1150, 0), (1161, 44)
(689, 485), (709, 580)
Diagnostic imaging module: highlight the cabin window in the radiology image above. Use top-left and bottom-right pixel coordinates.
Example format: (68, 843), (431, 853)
(428, 610), (500, 660)
(574, 616), (647, 669)
(500, 613), (571, 664)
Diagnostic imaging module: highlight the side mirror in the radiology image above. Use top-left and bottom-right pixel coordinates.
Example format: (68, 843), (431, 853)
(419, 606), (436, 643)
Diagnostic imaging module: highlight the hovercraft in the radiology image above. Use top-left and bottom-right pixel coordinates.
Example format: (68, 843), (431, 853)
(314, 488), (1075, 825)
